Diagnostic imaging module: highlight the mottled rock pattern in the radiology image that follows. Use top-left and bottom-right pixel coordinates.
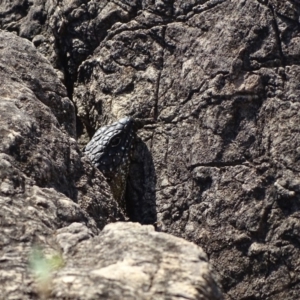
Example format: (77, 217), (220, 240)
(0, 171), (97, 299)
(1, 0), (300, 299)
(72, 2), (300, 299)
(0, 29), (119, 299)
(0, 30), (222, 299)
(0, 29), (121, 227)
(52, 222), (223, 300)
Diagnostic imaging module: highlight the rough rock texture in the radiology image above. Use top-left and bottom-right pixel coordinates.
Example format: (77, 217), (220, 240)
(0, 29), (121, 299)
(72, 2), (300, 298)
(0, 29), (121, 227)
(0, 30), (222, 299)
(1, 0), (300, 299)
(53, 222), (222, 300)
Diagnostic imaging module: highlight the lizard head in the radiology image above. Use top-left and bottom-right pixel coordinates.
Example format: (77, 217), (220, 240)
(84, 116), (137, 206)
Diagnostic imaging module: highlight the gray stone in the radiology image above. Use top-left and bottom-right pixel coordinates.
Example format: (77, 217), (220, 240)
(0, 29), (222, 299)
(53, 222), (223, 300)
(71, 1), (300, 299)
(2, 0), (300, 299)
(0, 29), (122, 228)
(0, 29), (120, 299)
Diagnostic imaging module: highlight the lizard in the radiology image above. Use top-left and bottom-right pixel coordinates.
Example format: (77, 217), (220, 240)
(84, 116), (138, 211)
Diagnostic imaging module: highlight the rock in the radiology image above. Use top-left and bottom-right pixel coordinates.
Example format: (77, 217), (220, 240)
(0, 30), (222, 299)
(53, 222), (223, 300)
(0, 29), (123, 228)
(1, 0), (300, 299)
(0, 29), (120, 299)
(70, 1), (300, 299)
(0, 159), (98, 299)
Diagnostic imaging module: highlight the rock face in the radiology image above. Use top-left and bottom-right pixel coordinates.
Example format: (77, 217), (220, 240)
(0, 29), (222, 300)
(0, 29), (122, 228)
(0, 29), (121, 299)
(53, 222), (222, 300)
(1, 0), (300, 299)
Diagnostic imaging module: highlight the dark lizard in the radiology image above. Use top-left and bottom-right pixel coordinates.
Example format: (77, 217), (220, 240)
(84, 116), (138, 210)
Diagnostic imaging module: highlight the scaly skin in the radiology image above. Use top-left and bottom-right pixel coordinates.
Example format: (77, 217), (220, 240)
(84, 117), (137, 209)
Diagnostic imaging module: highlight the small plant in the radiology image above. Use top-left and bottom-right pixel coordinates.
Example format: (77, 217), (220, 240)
(29, 246), (65, 299)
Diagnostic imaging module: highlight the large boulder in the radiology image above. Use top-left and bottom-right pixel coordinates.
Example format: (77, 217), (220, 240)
(52, 222), (223, 300)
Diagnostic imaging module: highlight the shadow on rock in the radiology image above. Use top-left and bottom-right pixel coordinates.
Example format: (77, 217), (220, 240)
(126, 137), (157, 225)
